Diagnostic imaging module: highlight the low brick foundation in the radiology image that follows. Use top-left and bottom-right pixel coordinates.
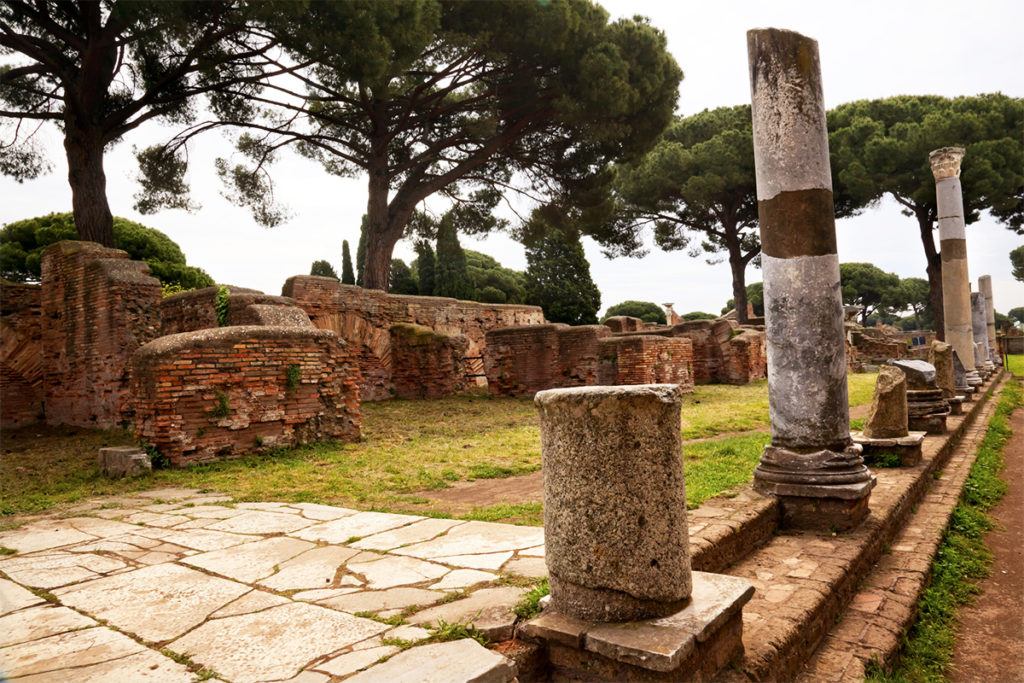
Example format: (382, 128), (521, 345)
(390, 323), (468, 400)
(599, 335), (693, 388)
(129, 326), (360, 466)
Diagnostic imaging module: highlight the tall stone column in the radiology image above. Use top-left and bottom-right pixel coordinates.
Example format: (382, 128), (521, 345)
(931, 147), (982, 387)
(978, 275), (998, 363)
(747, 28), (874, 531)
(971, 292), (994, 374)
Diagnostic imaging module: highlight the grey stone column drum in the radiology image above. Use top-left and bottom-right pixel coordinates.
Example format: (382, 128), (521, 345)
(746, 28), (874, 525)
(536, 384), (691, 621)
(978, 275), (998, 363)
(931, 147), (980, 384)
(970, 292), (990, 368)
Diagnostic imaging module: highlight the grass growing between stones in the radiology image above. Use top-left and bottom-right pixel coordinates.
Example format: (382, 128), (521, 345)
(0, 375), (877, 522)
(867, 379), (1022, 683)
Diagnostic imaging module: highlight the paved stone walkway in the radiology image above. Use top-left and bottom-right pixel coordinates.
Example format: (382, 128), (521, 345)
(0, 491), (539, 682)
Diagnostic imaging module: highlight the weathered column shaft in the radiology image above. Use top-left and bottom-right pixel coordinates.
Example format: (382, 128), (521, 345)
(747, 28), (873, 531)
(970, 292), (990, 368)
(536, 384), (691, 622)
(931, 147), (979, 380)
(748, 28), (848, 450)
(978, 275), (998, 361)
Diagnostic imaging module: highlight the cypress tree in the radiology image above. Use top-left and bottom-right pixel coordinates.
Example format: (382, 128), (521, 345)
(355, 216), (368, 287)
(433, 216), (474, 300)
(525, 228), (601, 325)
(341, 240), (355, 284)
(414, 240), (436, 296)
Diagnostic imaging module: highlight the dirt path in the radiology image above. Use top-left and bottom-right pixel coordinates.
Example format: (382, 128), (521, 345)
(949, 393), (1024, 682)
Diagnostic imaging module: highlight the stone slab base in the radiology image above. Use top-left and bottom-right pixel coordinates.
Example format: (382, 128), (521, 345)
(98, 447), (152, 478)
(948, 396), (965, 415)
(776, 493), (872, 532)
(851, 431), (926, 467)
(522, 572), (753, 681)
(908, 413), (947, 435)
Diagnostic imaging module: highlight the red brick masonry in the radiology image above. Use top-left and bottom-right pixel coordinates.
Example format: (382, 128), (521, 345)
(129, 326), (360, 467)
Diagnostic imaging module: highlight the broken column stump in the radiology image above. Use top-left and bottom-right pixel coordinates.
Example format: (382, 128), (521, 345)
(746, 27), (874, 531)
(98, 446), (152, 478)
(525, 384), (753, 680)
(851, 365), (924, 467)
(929, 340), (965, 415)
(892, 360), (950, 435)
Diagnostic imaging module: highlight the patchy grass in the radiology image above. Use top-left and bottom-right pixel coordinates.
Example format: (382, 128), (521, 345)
(867, 379), (1022, 682)
(1006, 354), (1024, 376)
(0, 375), (878, 521)
(679, 374), (877, 440)
(514, 578), (550, 619)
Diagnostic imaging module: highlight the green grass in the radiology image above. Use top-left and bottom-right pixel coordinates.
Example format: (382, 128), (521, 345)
(0, 374), (879, 523)
(1006, 353), (1024, 376)
(867, 379), (1022, 683)
(513, 577), (550, 619)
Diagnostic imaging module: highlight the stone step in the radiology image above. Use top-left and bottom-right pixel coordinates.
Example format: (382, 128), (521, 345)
(718, 373), (1002, 681)
(796, 376), (1005, 682)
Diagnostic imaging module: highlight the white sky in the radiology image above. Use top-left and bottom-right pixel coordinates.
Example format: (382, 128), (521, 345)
(2, 0), (1022, 317)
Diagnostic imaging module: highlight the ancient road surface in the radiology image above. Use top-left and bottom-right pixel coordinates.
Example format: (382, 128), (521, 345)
(949, 397), (1024, 682)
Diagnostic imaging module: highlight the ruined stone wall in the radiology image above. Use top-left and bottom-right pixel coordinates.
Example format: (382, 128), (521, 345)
(160, 287), (292, 335)
(484, 324), (562, 397)
(1, 280), (44, 428)
(41, 241), (162, 428)
(604, 316), (645, 333)
(129, 326), (360, 467)
(390, 323), (468, 400)
(283, 276), (544, 400)
(600, 336), (694, 390)
(722, 329), (768, 384)
(669, 320), (732, 384)
(849, 329), (907, 362)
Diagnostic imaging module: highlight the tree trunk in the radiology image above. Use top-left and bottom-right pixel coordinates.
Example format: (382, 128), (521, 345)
(723, 223), (750, 324)
(64, 129), (114, 247)
(917, 209), (944, 339)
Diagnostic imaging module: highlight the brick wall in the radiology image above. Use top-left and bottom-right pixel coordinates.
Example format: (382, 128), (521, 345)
(41, 241), (162, 428)
(485, 324), (694, 395)
(160, 286), (294, 335)
(283, 276), (544, 400)
(1, 280), (44, 428)
(600, 335), (694, 390)
(722, 329), (768, 384)
(604, 316), (644, 333)
(129, 326), (360, 466)
(849, 329), (907, 362)
(390, 323), (468, 399)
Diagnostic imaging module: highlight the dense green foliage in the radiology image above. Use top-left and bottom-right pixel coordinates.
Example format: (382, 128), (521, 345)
(1011, 245), (1024, 283)
(465, 250), (527, 305)
(341, 240), (355, 285)
(891, 277), (933, 330)
(389, 259), (419, 295)
(869, 380), (1021, 683)
(828, 94), (1024, 334)
(355, 217), (367, 287)
(603, 301), (666, 324)
(523, 217), (600, 325)
(433, 215), (474, 300)
(198, 0), (681, 290)
(414, 240), (436, 297)
(680, 311), (717, 321)
(1009, 307), (1024, 327)
(612, 106), (760, 322)
(840, 262), (901, 325)
(0, 212), (212, 289)
(310, 260), (338, 279)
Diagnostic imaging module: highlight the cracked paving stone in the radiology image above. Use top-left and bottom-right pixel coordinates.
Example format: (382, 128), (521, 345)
(12, 649), (196, 683)
(349, 518), (466, 551)
(391, 521), (543, 562)
(0, 550), (127, 589)
(54, 563), (249, 642)
(205, 510), (316, 535)
(0, 577), (46, 615)
(210, 589), (291, 618)
(318, 587), (444, 615)
(346, 554), (450, 589)
(258, 545), (359, 591)
(0, 623), (145, 678)
(316, 645), (400, 678)
(169, 601), (387, 683)
(184, 536), (314, 583)
(291, 511), (423, 544)
(0, 522), (96, 554)
(0, 605), (97, 648)
(344, 638), (517, 683)
(428, 569), (497, 590)
(407, 586), (526, 641)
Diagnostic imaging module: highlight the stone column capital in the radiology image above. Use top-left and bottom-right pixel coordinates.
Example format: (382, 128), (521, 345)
(929, 147), (965, 180)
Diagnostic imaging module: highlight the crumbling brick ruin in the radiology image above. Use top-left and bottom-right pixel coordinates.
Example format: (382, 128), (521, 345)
(0, 242), (361, 466)
(283, 275), (544, 400)
(484, 316), (766, 396)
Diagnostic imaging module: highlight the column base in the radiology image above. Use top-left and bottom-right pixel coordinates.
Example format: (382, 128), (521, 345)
(850, 430), (925, 467)
(909, 413), (947, 435)
(965, 370), (983, 387)
(524, 572), (754, 681)
(548, 574), (690, 623)
(752, 444), (876, 531)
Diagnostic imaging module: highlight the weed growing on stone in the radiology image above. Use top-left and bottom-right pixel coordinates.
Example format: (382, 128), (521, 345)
(513, 577), (550, 619)
(867, 380), (1022, 683)
(214, 286), (230, 326)
(0, 546), (16, 556)
(427, 618), (488, 646)
(353, 611), (406, 626)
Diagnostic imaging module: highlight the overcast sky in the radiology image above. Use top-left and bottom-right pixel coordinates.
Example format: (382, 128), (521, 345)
(2, 0), (1022, 317)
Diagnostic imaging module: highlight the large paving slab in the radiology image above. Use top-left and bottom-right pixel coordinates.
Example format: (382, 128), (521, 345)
(0, 521), (97, 554)
(0, 577), (46, 615)
(54, 563), (250, 642)
(0, 605), (97, 648)
(408, 586), (526, 641)
(0, 623), (146, 678)
(350, 518), (467, 551)
(183, 536), (315, 583)
(391, 521), (544, 562)
(347, 554), (451, 589)
(11, 649), (196, 683)
(258, 545), (360, 591)
(169, 601), (387, 682)
(0, 550), (128, 589)
(291, 511), (425, 544)
(205, 509), (317, 534)
(345, 638), (517, 682)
